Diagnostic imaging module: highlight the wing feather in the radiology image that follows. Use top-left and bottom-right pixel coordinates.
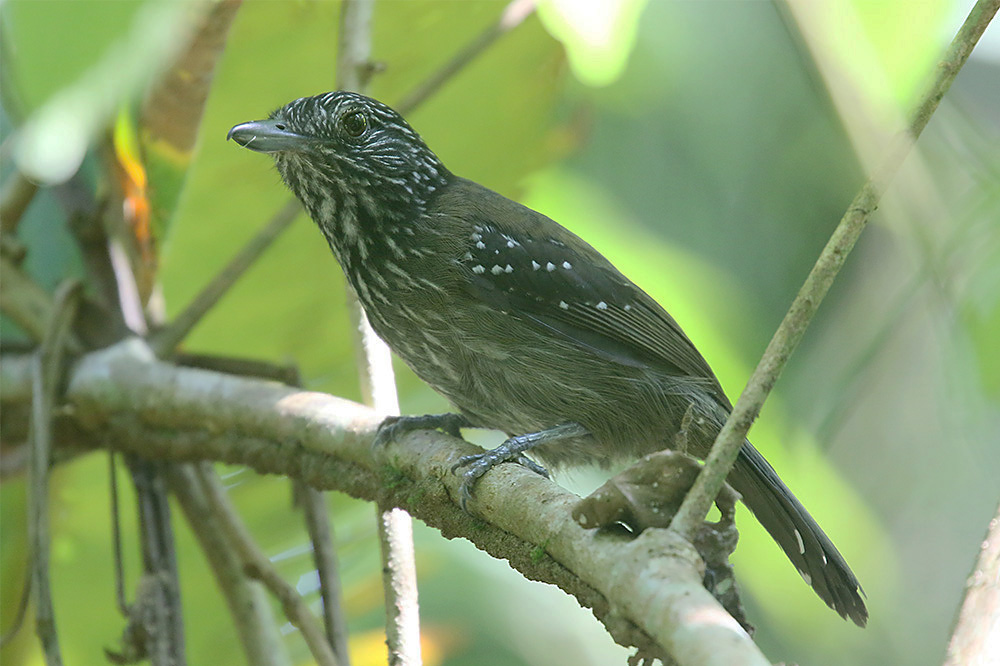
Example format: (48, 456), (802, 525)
(438, 178), (727, 404)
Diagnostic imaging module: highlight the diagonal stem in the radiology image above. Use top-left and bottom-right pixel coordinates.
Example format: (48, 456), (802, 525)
(150, 198), (301, 356)
(299, 484), (352, 666)
(28, 280), (82, 665)
(168, 463), (322, 666)
(395, 0), (536, 116)
(670, 0), (1000, 538)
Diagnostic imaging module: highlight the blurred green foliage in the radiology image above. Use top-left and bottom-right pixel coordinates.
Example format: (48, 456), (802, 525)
(2, 1), (999, 665)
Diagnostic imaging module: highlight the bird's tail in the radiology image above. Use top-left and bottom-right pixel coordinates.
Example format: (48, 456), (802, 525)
(728, 442), (868, 626)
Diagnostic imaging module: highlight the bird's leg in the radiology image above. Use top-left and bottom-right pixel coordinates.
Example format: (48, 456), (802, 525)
(373, 413), (472, 448)
(451, 422), (589, 508)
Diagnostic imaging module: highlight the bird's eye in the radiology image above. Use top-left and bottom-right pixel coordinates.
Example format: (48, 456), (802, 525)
(342, 111), (368, 138)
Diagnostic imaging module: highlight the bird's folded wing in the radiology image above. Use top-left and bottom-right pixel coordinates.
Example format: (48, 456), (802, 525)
(443, 180), (722, 399)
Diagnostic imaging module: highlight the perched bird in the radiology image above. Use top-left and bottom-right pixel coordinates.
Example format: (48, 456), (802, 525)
(229, 91), (867, 626)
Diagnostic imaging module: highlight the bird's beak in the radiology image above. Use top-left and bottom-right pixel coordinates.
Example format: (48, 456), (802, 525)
(227, 120), (310, 153)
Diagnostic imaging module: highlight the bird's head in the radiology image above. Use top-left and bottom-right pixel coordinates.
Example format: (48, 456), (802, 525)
(229, 91), (450, 240)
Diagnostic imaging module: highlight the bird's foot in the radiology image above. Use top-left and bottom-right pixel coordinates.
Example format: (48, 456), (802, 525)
(451, 422), (588, 508)
(373, 413), (470, 449)
(451, 445), (549, 509)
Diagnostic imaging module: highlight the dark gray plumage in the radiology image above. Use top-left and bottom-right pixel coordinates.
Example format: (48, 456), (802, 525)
(228, 90), (867, 626)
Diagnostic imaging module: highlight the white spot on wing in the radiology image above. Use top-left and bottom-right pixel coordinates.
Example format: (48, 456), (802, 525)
(562, 261), (572, 269)
(531, 261), (541, 270)
(491, 265), (504, 275)
(546, 262), (556, 272)
(559, 301), (569, 310)
(472, 265), (485, 274)
(794, 529), (805, 555)
(596, 301), (608, 310)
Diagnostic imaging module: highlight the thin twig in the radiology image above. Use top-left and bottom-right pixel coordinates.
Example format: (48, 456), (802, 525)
(0, 169), (39, 235)
(150, 198), (301, 357)
(109, 453), (130, 615)
(285, 366), (351, 665)
(166, 463), (293, 666)
(126, 456), (187, 666)
(299, 484), (352, 666)
(57, 173), (125, 337)
(395, 0), (536, 116)
(669, 0), (1000, 538)
(0, 255), (83, 352)
(188, 463), (340, 666)
(0, 339), (42, 645)
(0, 558), (31, 646)
(29, 279), (81, 665)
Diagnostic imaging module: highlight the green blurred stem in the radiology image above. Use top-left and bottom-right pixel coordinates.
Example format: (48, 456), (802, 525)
(108, 454), (131, 615)
(0, 170), (39, 235)
(670, 0), (1000, 538)
(29, 280), (81, 666)
(150, 198), (301, 357)
(395, 0), (536, 116)
(0, 256), (83, 352)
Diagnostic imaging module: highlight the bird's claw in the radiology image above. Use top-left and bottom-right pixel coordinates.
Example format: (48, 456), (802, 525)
(373, 416), (403, 449)
(451, 450), (549, 509)
(514, 454), (550, 478)
(373, 413), (468, 450)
